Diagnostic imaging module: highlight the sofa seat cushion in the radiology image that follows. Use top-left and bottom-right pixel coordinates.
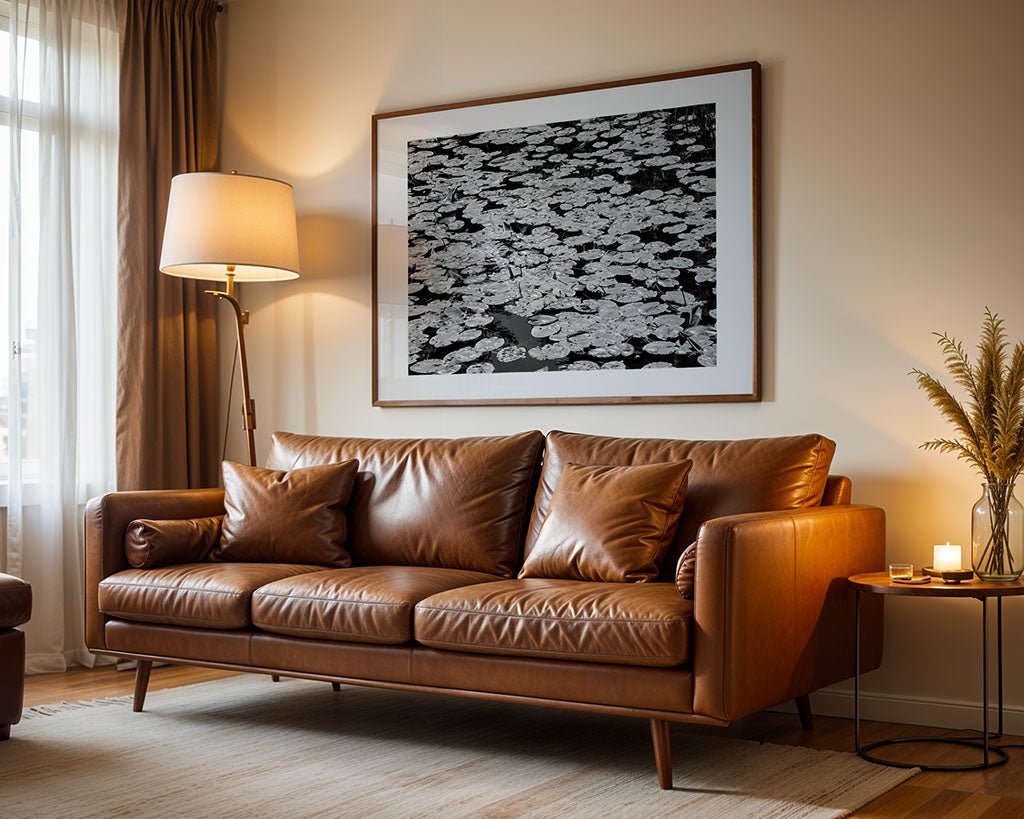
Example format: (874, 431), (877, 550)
(252, 566), (500, 645)
(98, 564), (323, 630)
(414, 579), (692, 668)
(0, 573), (32, 629)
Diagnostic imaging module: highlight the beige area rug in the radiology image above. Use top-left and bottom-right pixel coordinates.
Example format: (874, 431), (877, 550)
(1, 675), (915, 818)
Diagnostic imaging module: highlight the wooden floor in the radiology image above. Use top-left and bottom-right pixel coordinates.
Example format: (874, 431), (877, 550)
(21, 665), (1024, 817)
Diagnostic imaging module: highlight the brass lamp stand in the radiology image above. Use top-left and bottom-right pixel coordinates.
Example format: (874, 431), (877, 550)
(206, 267), (257, 467)
(159, 171), (300, 468)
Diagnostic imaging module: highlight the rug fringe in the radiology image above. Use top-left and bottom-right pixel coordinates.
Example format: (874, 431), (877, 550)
(22, 694), (134, 719)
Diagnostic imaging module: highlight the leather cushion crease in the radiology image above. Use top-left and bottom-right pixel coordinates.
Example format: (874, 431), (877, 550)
(414, 578), (692, 667)
(520, 460), (692, 583)
(266, 430), (544, 577)
(525, 431), (837, 580)
(214, 459), (359, 566)
(125, 516), (223, 568)
(252, 565), (501, 644)
(98, 563), (324, 630)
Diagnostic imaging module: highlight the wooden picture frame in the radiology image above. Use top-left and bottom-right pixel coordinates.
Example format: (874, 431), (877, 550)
(372, 61), (760, 406)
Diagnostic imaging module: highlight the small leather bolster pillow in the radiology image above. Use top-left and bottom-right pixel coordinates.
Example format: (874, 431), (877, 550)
(125, 516), (223, 569)
(675, 542), (697, 599)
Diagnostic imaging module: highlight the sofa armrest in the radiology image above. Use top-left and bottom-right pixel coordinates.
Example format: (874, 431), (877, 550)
(84, 489), (225, 650)
(692, 504), (885, 722)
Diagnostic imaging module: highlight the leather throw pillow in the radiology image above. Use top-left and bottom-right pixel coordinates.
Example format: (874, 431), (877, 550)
(212, 459), (359, 566)
(519, 460), (692, 583)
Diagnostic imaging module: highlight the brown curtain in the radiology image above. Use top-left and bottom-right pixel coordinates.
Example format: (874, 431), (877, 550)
(116, 0), (221, 490)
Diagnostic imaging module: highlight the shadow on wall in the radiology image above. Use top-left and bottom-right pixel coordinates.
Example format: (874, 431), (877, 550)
(758, 57), (784, 406)
(297, 212), (371, 283)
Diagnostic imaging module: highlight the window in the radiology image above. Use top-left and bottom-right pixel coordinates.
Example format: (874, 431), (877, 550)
(0, 17), (41, 479)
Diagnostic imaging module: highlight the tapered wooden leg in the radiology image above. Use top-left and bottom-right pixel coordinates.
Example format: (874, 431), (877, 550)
(331, 682), (341, 692)
(650, 718), (673, 789)
(271, 675), (280, 682)
(795, 694), (814, 730)
(0, 724), (10, 741)
(133, 660), (153, 713)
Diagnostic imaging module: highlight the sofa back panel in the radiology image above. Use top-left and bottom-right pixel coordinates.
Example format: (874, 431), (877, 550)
(267, 431), (544, 577)
(525, 431), (837, 580)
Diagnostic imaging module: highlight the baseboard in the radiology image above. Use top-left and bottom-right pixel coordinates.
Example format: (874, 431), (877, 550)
(771, 687), (1024, 735)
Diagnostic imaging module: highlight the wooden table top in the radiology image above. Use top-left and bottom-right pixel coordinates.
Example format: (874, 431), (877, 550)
(849, 572), (1024, 598)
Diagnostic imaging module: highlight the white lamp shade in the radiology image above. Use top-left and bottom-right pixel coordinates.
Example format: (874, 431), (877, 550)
(159, 172), (300, 282)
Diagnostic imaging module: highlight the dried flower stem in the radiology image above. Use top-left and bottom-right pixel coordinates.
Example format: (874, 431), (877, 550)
(912, 309), (1024, 577)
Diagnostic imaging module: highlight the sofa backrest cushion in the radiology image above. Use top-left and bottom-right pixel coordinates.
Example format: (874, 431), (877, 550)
(267, 430), (545, 577)
(525, 431), (837, 580)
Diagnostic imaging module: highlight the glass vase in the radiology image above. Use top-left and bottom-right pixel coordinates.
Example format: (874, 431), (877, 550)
(972, 482), (1024, 582)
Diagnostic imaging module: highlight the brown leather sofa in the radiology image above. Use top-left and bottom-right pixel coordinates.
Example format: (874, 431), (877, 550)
(1, 573), (32, 740)
(85, 430), (884, 788)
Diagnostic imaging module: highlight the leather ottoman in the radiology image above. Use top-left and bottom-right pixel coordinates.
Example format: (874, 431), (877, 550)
(0, 573), (32, 739)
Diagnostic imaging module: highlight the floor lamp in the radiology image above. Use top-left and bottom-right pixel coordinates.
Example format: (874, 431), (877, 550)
(158, 171), (300, 466)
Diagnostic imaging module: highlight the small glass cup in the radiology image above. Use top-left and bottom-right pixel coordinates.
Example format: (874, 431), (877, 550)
(888, 563), (914, 581)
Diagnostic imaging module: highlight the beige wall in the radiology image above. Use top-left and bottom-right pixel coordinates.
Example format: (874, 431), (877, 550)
(218, 0), (1024, 727)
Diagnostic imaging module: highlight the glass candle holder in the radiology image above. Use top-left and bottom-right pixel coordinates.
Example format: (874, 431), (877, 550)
(888, 563), (913, 581)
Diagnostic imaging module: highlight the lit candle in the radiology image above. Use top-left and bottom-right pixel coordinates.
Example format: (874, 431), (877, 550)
(934, 542), (962, 572)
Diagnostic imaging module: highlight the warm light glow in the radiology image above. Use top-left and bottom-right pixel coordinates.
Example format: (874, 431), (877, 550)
(933, 542), (962, 572)
(159, 172), (300, 283)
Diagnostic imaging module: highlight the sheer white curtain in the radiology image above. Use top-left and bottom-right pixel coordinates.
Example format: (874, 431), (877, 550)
(3, 0), (118, 672)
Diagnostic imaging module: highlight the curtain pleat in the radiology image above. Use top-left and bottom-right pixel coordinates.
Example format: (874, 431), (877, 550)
(116, 0), (220, 490)
(5, 0), (120, 672)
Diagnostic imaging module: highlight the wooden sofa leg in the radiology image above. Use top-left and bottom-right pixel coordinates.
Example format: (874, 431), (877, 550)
(0, 724), (10, 741)
(331, 682), (341, 692)
(795, 694), (814, 730)
(133, 660), (153, 713)
(271, 675), (280, 682)
(650, 718), (673, 789)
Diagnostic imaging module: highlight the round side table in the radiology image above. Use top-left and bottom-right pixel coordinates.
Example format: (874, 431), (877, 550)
(848, 572), (1024, 771)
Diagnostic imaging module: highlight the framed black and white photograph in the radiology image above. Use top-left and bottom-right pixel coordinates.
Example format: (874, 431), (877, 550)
(372, 62), (760, 406)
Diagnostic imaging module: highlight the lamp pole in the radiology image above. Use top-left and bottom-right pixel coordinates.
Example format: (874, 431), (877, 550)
(206, 267), (257, 467)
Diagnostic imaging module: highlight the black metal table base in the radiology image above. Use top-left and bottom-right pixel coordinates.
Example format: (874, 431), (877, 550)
(857, 736), (1008, 771)
(855, 593), (1009, 771)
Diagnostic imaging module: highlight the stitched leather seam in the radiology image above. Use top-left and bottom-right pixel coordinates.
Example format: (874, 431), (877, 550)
(790, 515), (798, 680)
(801, 437), (826, 506)
(253, 591), (410, 607)
(415, 606), (687, 625)
(417, 636), (686, 663)
(720, 524), (733, 719)
(100, 582), (248, 597)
